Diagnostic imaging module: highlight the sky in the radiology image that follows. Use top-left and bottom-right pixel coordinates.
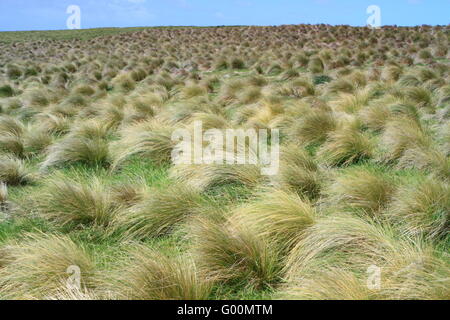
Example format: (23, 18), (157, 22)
(0, 0), (448, 32)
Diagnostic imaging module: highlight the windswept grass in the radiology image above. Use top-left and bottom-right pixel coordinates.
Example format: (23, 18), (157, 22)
(0, 24), (448, 301)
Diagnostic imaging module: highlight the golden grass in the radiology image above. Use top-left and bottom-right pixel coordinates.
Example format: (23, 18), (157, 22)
(34, 174), (118, 227)
(387, 177), (449, 240)
(191, 213), (283, 289)
(111, 182), (203, 239)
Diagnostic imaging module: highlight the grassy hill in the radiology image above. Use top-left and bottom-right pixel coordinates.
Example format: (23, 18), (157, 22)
(0, 25), (449, 300)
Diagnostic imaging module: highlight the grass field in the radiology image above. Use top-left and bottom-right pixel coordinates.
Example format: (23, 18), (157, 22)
(0, 25), (449, 300)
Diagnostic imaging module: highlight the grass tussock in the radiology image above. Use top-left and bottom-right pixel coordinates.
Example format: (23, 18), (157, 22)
(41, 119), (111, 169)
(317, 126), (374, 166)
(232, 189), (317, 250)
(0, 155), (34, 185)
(106, 246), (212, 300)
(0, 24), (449, 300)
(191, 214), (283, 290)
(170, 163), (267, 192)
(380, 117), (431, 163)
(111, 120), (175, 170)
(111, 183), (203, 240)
(273, 144), (322, 200)
(289, 110), (337, 145)
(283, 214), (450, 299)
(387, 177), (449, 240)
(324, 166), (395, 216)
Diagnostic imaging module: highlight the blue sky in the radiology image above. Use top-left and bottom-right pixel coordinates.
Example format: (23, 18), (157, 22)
(0, 0), (448, 31)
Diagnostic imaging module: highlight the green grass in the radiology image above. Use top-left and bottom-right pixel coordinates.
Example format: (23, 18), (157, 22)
(0, 24), (448, 301)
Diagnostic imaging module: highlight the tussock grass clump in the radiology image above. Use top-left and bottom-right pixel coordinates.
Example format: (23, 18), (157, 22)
(41, 119), (111, 169)
(26, 88), (50, 108)
(111, 120), (174, 170)
(219, 78), (246, 102)
(359, 96), (415, 132)
(191, 215), (283, 289)
(285, 210), (449, 296)
(188, 112), (230, 130)
(331, 88), (372, 114)
(170, 163), (266, 192)
(324, 166), (395, 216)
(111, 183), (203, 239)
(72, 84), (96, 97)
(284, 219), (450, 300)
(274, 144), (321, 199)
(23, 125), (53, 155)
(405, 87), (433, 109)
(111, 180), (149, 208)
(0, 155), (34, 185)
(41, 136), (109, 169)
(112, 73), (136, 92)
(276, 78), (315, 98)
(437, 85), (450, 107)
(285, 214), (399, 278)
(108, 246), (211, 300)
(380, 117), (431, 163)
(397, 146), (450, 180)
(0, 115), (25, 156)
(360, 102), (392, 132)
(238, 86), (262, 104)
(283, 214), (449, 299)
(280, 267), (375, 300)
(36, 113), (71, 135)
(0, 84), (14, 98)
(181, 84), (208, 99)
(317, 126), (374, 166)
(0, 234), (95, 299)
(282, 249), (450, 300)
(230, 57), (246, 70)
(232, 189), (316, 250)
(389, 102), (421, 122)
(6, 64), (22, 80)
(0, 132), (25, 158)
(34, 175), (118, 227)
(308, 57), (324, 74)
(387, 177), (449, 240)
